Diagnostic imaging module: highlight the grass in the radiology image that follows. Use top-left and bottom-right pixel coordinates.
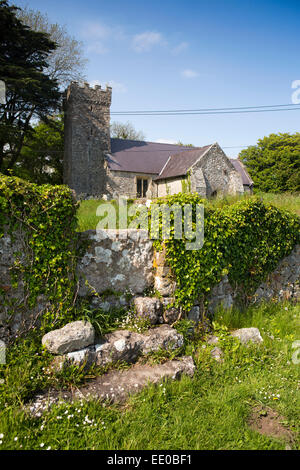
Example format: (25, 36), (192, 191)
(76, 192), (300, 232)
(0, 301), (299, 450)
(258, 192), (300, 216)
(76, 199), (135, 232)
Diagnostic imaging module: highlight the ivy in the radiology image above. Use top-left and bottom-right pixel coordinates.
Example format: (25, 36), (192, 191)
(0, 174), (78, 334)
(153, 193), (300, 312)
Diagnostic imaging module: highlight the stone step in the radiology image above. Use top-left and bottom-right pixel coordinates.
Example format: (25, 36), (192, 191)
(73, 356), (195, 403)
(53, 324), (185, 371)
(27, 356), (195, 417)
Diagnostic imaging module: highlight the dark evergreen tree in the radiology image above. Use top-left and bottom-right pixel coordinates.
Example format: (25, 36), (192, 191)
(0, 0), (60, 172)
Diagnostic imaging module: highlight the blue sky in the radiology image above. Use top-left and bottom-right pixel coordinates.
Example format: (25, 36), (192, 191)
(16, 0), (300, 157)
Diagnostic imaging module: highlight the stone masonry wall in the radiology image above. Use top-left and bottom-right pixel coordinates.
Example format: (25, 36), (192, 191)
(156, 177), (184, 198)
(190, 143), (244, 197)
(106, 169), (156, 199)
(64, 82), (112, 198)
(77, 229), (154, 297)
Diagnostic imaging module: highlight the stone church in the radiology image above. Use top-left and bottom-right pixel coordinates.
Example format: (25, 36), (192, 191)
(63, 82), (253, 199)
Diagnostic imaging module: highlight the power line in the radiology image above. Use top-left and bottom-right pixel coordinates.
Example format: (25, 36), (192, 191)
(110, 106), (300, 116)
(110, 103), (300, 115)
(111, 103), (300, 113)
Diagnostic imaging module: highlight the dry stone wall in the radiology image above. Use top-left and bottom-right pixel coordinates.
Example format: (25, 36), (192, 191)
(1, 221), (299, 341)
(77, 229), (154, 297)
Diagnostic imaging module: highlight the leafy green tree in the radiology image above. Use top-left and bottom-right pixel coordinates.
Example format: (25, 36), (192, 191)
(239, 133), (300, 192)
(111, 121), (145, 141)
(16, 114), (64, 185)
(0, 0), (60, 173)
(177, 141), (194, 147)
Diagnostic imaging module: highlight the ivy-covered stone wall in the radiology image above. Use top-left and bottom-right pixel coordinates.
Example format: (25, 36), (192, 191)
(0, 175), (78, 341)
(152, 193), (300, 312)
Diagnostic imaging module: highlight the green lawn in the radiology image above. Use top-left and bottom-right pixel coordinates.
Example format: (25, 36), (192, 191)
(0, 301), (299, 450)
(76, 199), (136, 232)
(76, 192), (300, 232)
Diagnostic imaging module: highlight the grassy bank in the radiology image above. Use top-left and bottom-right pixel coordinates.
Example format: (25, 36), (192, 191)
(0, 301), (299, 450)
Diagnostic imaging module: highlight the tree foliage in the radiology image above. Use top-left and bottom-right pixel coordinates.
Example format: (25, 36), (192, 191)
(0, 0), (60, 173)
(16, 6), (87, 87)
(111, 121), (145, 141)
(17, 114), (64, 185)
(239, 133), (300, 192)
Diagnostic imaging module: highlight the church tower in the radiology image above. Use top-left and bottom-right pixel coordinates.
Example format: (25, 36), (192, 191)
(63, 82), (112, 197)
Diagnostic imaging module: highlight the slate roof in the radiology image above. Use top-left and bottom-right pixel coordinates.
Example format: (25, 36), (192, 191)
(154, 145), (212, 180)
(230, 159), (254, 186)
(108, 138), (253, 186)
(108, 139), (198, 174)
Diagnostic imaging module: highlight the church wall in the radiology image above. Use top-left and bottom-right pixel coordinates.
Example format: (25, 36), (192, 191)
(190, 144), (244, 197)
(106, 169), (156, 199)
(156, 177), (185, 197)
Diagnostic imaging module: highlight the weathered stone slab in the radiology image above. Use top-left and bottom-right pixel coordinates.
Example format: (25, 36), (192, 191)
(77, 229), (154, 296)
(231, 327), (263, 344)
(133, 297), (163, 325)
(206, 327), (263, 348)
(73, 356), (195, 403)
(140, 324), (184, 355)
(42, 321), (95, 355)
(27, 356), (196, 415)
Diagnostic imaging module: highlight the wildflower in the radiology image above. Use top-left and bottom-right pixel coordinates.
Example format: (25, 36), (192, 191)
(14, 437), (18, 441)
(40, 443), (44, 448)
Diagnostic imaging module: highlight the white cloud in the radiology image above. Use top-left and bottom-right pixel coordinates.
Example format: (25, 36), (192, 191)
(81, 21), (125, 55)
(132, 31), (164, 52)
(172, 41), (188, 55)
(86, 42), (108, 55)
(81, 22), (112, 40)
(90, 80), (127, 93)
(181, 69), (199, 78)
